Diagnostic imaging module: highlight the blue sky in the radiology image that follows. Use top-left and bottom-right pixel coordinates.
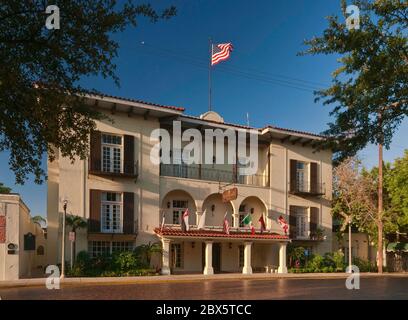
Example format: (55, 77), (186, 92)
(0, 0), (406, 217)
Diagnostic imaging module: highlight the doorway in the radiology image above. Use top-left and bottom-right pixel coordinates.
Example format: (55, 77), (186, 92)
(201, 242), (222, 273)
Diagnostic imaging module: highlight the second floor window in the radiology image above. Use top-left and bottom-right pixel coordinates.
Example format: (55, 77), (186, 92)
(101, 192), (122, 233)
(102, 134), (122, 173)
(296, 162), (307, 192)
(295, 207), (308, 238)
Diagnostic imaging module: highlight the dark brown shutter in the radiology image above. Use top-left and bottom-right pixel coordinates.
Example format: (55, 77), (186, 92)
(124, 135), (135, 175)
(89, 189), (101, 232)
(123, 192), (135, 234)
(310, 207), (319, 235)
(310, 162), (318, 194)
(290, 159), (297, 193)
(289, 206), (297, 239)
(89, 131), (101, 172)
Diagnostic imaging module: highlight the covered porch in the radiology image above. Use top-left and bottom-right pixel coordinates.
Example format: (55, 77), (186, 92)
(155, 228), (289, 275)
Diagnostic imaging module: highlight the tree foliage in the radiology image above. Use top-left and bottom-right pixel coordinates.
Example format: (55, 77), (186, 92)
(302, 0), (408, 163)
(0, 1), (176, 184)
(0, 182), (11, 193)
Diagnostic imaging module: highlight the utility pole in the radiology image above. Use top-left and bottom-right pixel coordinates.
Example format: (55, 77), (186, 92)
(61, 198), (68, 279)
(377, 112), (384, 273)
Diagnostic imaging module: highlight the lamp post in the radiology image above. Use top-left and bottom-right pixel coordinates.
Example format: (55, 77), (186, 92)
(61, 198), (68, 279)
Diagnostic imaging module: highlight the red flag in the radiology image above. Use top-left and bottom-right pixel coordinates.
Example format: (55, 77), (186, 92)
(250, 222), (255, 235)
(258, 215), (266, 233)
(278, 215), (288, 235)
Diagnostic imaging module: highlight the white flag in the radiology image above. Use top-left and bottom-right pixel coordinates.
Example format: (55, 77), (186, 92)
(182, 208), (190, 231)
(197, 209), (207, 230)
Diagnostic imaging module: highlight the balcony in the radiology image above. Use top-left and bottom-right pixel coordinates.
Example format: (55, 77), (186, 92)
(160, 164), (268, 187)
(89, 161), (139, 180)
(290, 179), (325, 196)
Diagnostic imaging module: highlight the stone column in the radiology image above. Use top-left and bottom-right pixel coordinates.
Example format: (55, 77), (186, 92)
(278, 242), (288, 274)
(195, 210), (202, 228)
(161, 238), (171, 275)
(203, 241), (214, 275)
(233, 213), (239, 228)
(242, 241), (253, 274)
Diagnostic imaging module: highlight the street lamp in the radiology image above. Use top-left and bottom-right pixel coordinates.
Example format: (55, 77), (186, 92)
(61, 197), (68, 279)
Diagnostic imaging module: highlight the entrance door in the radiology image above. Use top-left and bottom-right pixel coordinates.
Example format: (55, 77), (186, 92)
(212, 243), (221, 273)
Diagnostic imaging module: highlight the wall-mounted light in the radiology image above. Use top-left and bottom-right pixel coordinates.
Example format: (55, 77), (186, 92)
(250, 208), (254, 214)
(211, 204), (215, 212)
(167, 202), (171, 209)
(192, 242), (195, 249)
(229, 243), (232, 249)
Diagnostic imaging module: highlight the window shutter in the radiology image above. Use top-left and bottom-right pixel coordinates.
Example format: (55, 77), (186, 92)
(89, 131), (101, 172)
(310, 207), (319, 234)
(290, 159), (297, 192)
(123, 192), (135, 234)
(89, 189), (101, 232)
(310, 162), (318, 194)
(124, 135), (135, 175)
(289, 206), (297, 239)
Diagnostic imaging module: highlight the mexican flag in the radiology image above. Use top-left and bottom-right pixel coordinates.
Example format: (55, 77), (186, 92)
(241, 214), (252, 226)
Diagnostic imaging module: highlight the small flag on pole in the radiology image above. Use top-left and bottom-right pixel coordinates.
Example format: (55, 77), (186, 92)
(182, 208), (190, 231)
(223, 211), (230, 235)
(211, 43), (233, 66)
(160, 210), (166, 232)
(197, 209), (207, 230)
(258, 214), (266, 233)
(278, 215), (288, 235)
(241, 213), (252, 226)
(250, 222), (256, 235)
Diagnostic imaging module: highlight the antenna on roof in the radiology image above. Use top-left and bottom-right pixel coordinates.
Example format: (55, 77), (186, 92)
(246, 112), (250, 127)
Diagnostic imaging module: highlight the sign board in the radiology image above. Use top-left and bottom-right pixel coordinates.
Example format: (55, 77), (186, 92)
(69, 231), (75, 242)
(24, 232), (36, 251)
(222, 187), (238, 202)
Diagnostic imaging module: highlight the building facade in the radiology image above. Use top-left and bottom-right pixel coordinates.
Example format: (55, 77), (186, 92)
(0, 194), (47, 280)
(47, 94), (333, 274)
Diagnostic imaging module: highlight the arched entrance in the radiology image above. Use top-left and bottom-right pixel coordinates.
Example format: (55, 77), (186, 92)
(161, 189), (197, 226)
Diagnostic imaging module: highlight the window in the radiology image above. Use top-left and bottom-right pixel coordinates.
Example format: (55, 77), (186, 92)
(171, 243), (182, 268)
(239, 245), (244, 268)
(101, 192), (122, 233)
(112, 241), (134, 253)
(88, 241), (111, 257)
(88, 241), (134, 257)
(296, 162), (308, 192)
(239, 205), (246, 227)
(295, 207), (308, 238)
(102, 134), (122, 173)
(172, 200), (188, 225)
(37, 245), (45, 256)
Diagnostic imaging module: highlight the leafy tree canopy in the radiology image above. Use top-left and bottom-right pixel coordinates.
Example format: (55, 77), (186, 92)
(302, 0), (407, 163)
(0, 182), (11, 193)
(0, 1), (176, 184)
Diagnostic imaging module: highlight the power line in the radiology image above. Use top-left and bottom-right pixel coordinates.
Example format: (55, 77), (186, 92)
(124, 42), (329, 93)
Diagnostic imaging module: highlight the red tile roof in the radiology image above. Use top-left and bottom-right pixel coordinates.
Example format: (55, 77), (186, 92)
(154, 228), (289, 240)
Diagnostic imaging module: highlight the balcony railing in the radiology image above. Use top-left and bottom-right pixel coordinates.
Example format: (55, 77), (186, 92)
(290, 179), (325, 196)
(160, 164), (268, 187)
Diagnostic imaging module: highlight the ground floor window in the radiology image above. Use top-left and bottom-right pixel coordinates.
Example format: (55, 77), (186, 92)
(171, 243), (183, 268)
(88, 241), (134, 257)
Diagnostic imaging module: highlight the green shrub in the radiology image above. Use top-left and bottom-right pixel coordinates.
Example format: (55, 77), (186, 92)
(111, 251), (141, 272)
(352, 257), (377, 272)
(333, 250), (346, 272)
(307, 254), (324, 271)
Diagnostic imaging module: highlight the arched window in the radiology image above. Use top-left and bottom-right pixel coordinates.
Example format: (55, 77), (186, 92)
(37, 245), (45, 256)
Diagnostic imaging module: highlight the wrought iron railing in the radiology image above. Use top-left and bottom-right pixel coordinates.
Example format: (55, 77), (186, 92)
(290, 179), (325, 195)
(160, 164), (268, 187)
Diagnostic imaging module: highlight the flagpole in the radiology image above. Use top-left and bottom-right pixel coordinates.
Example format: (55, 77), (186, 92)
(208, 37), (212, 111)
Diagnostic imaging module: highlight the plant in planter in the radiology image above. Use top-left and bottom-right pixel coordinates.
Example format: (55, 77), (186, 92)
(310, 227), (325, 241)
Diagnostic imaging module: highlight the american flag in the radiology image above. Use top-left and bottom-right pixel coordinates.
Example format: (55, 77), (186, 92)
(211, 43), (233, 66)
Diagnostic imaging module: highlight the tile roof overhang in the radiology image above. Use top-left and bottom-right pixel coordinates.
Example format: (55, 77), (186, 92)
(154, 228), (289, 242)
